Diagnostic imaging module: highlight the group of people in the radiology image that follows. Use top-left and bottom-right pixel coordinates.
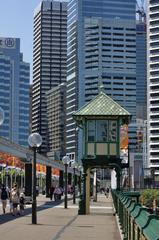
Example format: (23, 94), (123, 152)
(49, 185), (63, 201)
(0, 183), (25, 216)
(100, 186), (110, 198)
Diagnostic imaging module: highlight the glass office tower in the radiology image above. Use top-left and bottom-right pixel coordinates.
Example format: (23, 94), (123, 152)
(32, 0), (67, 154)
(66, 0), (136, 161)
(0, 37), (30, 146)
(136, 22), (147, 120)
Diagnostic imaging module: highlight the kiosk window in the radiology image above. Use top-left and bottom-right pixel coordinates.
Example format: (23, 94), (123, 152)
(109, 121), (117, 142)
(87, 120), (95, 141)
(96, 120), (108, 142)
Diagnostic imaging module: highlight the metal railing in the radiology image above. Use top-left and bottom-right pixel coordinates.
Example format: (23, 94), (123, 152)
(112, 190), (159, 240)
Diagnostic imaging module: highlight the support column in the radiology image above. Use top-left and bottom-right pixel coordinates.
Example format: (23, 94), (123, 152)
(46, 166), (51, 197)
(116, 170), (121, 191)
(78, 174), (81, 194)
(86, 168), (90, 214)
(68, 172), (72, 185)
(25, 163), (32, 196)
(74, 174), (78, 196)
(75, 174), (77, 185)
(78, 172), (87, 215)
(59, 170), (64, 188)
(93, 169), (97, 202)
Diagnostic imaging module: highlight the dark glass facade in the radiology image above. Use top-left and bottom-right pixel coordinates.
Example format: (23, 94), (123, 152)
(0, 37), (30, 146)
(66, 0), (136, 161)
(32, 0), (67, 154)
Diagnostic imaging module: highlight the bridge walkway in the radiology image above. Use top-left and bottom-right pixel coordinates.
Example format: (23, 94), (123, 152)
(0, 193), (121, 240)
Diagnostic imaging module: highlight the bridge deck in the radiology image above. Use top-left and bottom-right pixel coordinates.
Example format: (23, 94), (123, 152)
(0, 193), (121, 240)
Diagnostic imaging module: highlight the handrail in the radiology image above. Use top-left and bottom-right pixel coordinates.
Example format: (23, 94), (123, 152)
(112, 190), (159, 240)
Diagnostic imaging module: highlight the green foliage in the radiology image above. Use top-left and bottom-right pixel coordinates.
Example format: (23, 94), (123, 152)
(140, 189), (159, 207)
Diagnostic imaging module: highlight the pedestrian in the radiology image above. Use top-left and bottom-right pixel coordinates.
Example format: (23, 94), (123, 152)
(68, 184), (71, 194)
(49, 185), (55, 201)
(10, 183), (20, 216)
(36, 185), (39, 196)
(19, 192), (25, 215)
(0, 184), (9, 214)
(59, 186), (64, 196)
(9, 198), (13, 215)
(105, 187), (110, 198)
(53, 186), (62, 201)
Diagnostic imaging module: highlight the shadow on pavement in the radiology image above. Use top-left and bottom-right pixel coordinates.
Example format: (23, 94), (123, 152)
(0, 199), (63, 225)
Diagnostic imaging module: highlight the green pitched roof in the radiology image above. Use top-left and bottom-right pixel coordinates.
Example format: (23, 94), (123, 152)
(73, 91), (131, 122)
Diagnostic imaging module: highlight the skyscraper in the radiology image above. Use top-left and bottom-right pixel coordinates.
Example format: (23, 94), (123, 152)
(32, 0), (67, 154)
(136, 21), (147, 121)
(46, 83), (66, 160)
(147, 0), (159, 176)
(0, 37), (30, 146)
(66, 0), (137, 161)
(136, 19), (147, 158)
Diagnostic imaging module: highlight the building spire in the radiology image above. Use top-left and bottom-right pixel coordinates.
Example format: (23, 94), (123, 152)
(98, 81), (105, 93)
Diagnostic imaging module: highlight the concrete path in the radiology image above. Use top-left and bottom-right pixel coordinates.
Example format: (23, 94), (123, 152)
(0, 194), (121, 240)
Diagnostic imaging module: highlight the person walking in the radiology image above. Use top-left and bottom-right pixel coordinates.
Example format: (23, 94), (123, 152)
(10, 183), (20, 216)
(54, 186), (62, 201)
(9, 197), (13, 215)
(105, 187), (110, 198)
(0, 184), (9, 214)
(49, 185), (55, 201)
(19, 192), (25, 215)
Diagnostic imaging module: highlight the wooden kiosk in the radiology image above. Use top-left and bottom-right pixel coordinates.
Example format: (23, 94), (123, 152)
(73, 89), (131, 214)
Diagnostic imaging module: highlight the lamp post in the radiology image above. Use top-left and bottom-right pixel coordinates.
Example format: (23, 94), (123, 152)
(28, 133), (42, 224)
(71, 161), (77, 204)
(62, 155), (70, 209)
(20, 168), (24, 189)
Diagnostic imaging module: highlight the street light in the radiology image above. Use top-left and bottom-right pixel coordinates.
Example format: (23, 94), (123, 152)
(28, 133), (42, 224)
(71, 161), (77, 204)
(62, 155), (70, 209)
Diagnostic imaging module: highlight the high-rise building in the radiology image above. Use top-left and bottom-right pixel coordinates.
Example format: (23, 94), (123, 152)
(0, 37), (30, 146)
(66, 0), (137, 161)
(32, 0), (67, 154)
(136, 21), (147, 121)
(46, 83), (66, 160)
(135, 19), (147, 167)
(147, 0), (159, 175)
(29, 84), (33, 134)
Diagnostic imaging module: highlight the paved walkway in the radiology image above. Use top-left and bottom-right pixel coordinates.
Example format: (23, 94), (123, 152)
(0, 194), (121, 240)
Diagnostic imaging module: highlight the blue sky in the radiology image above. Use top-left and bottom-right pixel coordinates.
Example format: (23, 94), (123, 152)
(0, 0), (144, 81)
(0, 0), (40, 79)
